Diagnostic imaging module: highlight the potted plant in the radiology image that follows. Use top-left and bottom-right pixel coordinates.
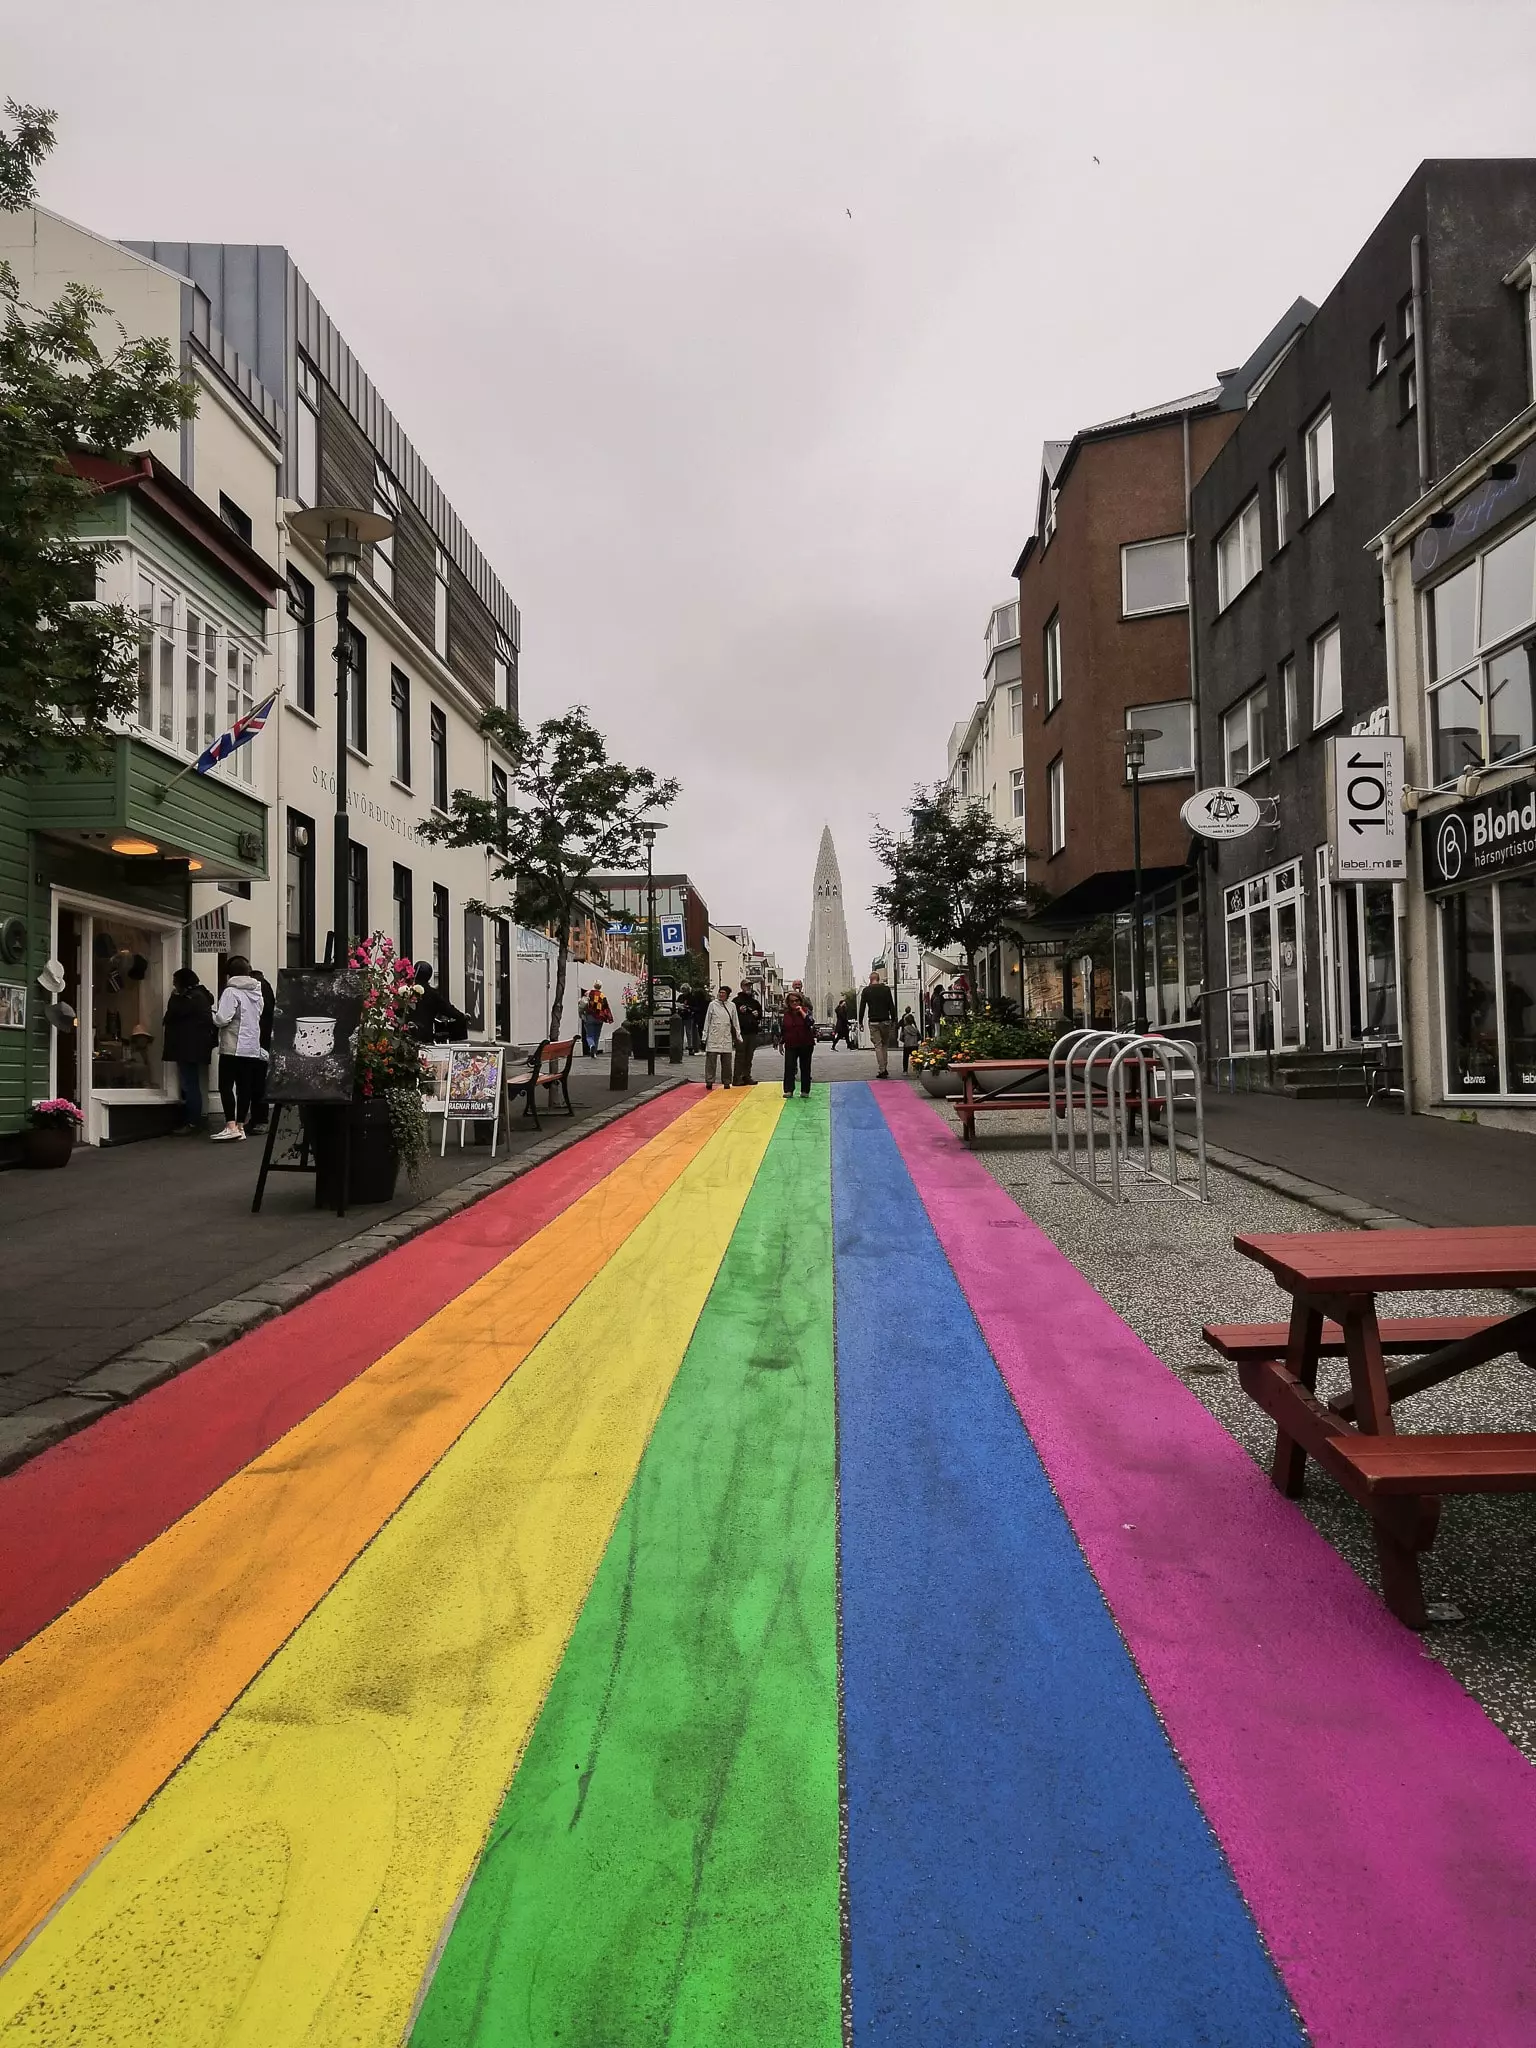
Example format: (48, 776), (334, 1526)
(23, 1098), (84, 1168)
(312, 935), (429, 1207)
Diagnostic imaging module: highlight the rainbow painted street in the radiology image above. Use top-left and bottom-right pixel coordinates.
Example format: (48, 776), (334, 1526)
(4, 1082), (1536, 2046)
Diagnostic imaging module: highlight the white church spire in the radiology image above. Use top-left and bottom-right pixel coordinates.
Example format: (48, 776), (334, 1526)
(803, 825), (855, 1020)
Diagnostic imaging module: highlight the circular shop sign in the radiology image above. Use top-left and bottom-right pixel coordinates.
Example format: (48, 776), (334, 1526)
(1180, 786), (1261, 840)
(1436, 811), (1467, 883)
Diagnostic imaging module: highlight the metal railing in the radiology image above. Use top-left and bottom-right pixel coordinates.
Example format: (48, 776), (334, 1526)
(1191, 976), (1279, 1090)
(1048, 1028), (1208, 1204)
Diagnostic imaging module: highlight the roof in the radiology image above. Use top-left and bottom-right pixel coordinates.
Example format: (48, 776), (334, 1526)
(1082, 386), (1222, 435)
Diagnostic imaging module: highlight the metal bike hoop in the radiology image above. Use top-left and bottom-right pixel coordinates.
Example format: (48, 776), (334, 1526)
(1049, 1027), (1208, 1204)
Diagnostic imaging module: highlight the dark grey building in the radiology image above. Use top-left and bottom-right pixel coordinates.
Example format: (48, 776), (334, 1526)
(1191, 160), (1536, 1082)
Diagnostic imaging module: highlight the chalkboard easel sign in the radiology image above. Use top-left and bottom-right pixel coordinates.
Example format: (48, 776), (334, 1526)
(253, 970), (366, 1218)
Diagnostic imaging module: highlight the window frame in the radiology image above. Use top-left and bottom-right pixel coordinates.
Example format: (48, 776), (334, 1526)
(1124, 700), (1195, 781)
(1010, 765), (1025, 819)
(1272, 457), (1291, 551)
(286, 567), (315, 716)
(1047, 753), (1066, 854)
(432, 882), (451, 985)
(345, 623), (368, 756)
(1215, 496), (1262, 610)
(1008, 683), (1023, 735)
(390, 667), (412, 786)
(433, 546), (450, 659)
(392, 862), (413, 962)
(1280, 654), (1299, 751)
(430, 702), (449, 813)
(1120, 535), (1189, 618)
(1304, 405), (1335, 515)
(347, 839), (369, 945)
(1311, 620), (1342, 730)
(1422, 514), (1536, 786)
(1043, 611), (1062, 713)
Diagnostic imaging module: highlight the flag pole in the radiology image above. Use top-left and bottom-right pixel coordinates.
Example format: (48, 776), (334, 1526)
(152, 686), (282, 803)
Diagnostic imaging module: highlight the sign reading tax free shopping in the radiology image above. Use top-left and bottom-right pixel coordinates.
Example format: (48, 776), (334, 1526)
(1421, 775), (1536, 893)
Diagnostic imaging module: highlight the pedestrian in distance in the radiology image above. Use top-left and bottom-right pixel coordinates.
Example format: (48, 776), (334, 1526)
(834, 996), (853, 1049)
(733, 981), (763, 1085)
(702, 983), (740, 1090)
(211, 955), (269, 1142)
(409, 961), (469, 1043)
(898, 1005), (921, 1073)
(581, 983), (612, 1057)
(162, 967), (218, 1133)
(688, 983), (710, 1056)
(781, 990), (816, 1097)
(245, 964), (276, 1134)
(859, 969), (898, 1079)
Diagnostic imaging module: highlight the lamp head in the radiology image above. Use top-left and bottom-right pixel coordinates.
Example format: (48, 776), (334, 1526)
(1124, 726), (1159, 773)
(288, 504), (395, 586)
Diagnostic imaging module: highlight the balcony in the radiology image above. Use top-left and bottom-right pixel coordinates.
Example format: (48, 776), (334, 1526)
(25, 735), (268, 882)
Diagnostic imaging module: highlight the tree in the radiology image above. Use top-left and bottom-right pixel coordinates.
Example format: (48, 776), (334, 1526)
(870, 785), (1043, 1003)
(1, 99), (197, 779)
(419, 706), (679, 1039)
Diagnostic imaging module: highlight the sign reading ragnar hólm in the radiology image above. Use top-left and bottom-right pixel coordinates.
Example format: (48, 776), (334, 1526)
(1328, 736), (1406, 881)
(1422, 776), (1536, 893)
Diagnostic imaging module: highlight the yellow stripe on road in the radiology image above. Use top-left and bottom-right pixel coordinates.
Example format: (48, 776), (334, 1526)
(0, 1087), (742, 1974)
(0, 1086), (782, 2048)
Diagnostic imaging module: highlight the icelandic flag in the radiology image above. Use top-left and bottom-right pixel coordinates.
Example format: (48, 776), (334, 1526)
(194, 692), (279, 775)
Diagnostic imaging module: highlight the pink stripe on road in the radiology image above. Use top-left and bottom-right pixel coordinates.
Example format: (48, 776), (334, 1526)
(877, 1084), (1536, 2048)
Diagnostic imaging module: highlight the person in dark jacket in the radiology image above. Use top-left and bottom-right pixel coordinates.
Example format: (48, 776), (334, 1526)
(781, 991), (816, 1098)
(833, 996), (853, 1049)
(410, 961), (469, 1043)
(162, 968), (218, 1132)
(858, 971), (898, 1078)
(733, 983), (764, 1085)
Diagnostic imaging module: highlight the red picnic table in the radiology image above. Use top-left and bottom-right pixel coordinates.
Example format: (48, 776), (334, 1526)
(948, 1058), (1157, 1145)
(1205, 1227), (1536, 1628)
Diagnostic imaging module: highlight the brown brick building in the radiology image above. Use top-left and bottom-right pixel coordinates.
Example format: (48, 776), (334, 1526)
(1014, 307), (1313, 1025)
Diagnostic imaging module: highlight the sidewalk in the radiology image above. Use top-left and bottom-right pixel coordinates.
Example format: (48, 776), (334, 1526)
(1199, 1092), (1536, 1228)
(0, 1061), (680, 1428)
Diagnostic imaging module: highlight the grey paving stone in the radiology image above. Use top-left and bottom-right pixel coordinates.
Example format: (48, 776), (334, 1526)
(0, 1396), (114, 1475)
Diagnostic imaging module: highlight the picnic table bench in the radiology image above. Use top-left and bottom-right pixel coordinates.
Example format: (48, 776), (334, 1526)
(949, 1057), (1157, 1145)
(1205, 1227), (1536, 1627)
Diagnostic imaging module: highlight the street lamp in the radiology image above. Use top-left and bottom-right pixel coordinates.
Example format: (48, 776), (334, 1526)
(1124, 725), (1160, 1034)
(638, 819), (667, 1077)
(287, 505), (395, 968)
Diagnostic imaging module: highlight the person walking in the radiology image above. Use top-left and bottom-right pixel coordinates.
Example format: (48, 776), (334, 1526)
(781, 989), (815, 1098)
(834, 996), (853, 1050)
(410, 962), (469, 1043)
(688, 983), (710, 1057)
(898, 1004), (921, 1073)
(245, 965), (276, 1134)
(858, 969), (898, 1079)
(162, 967), (218, 1133)
(581, 983), (611, 1057)
(702, 983), (740, 1090)
(211, 956), (268, 1142)
(733, 981), (763, 1085)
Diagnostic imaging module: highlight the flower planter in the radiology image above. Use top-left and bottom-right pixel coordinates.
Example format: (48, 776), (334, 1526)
(22, 1125), (75, 1169)
(919, 1069), (963, 1099)
(311, 1097), (400, 1208)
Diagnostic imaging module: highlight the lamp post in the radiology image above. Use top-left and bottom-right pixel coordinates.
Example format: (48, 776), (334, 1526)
(287, 506), (395, 967)
(639, 819), (666, 1076)
(1123, 726), (1160, 1033)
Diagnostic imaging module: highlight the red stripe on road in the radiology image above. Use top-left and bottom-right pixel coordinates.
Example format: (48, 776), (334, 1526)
(0, 1087), (699, 1660)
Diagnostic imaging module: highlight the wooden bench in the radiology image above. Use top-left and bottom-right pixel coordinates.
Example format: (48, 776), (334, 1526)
(515, 1038), (576, 1130)
(1205, 1314), (1535, 1420)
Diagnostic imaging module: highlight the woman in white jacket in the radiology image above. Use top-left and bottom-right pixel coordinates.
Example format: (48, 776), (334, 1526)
(701, 985), (741, 1092)
(211, 955), (269, 1141)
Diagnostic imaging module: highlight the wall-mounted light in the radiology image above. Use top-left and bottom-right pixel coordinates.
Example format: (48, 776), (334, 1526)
(111, 837), (160, 856)
(186, 859), (204, 872)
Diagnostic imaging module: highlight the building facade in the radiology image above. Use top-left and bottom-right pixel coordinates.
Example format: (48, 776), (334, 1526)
(944, 601), (1026, 1003)
(1191, 161), (1536, 1082)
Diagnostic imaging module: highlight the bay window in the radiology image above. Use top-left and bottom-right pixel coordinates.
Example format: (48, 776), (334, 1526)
(1425, 518), (1536, 785)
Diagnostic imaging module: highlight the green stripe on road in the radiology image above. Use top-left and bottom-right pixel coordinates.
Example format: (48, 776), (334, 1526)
(411, 1090), (842, 2048)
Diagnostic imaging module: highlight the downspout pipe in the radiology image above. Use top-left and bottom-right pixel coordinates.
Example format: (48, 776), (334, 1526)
(1380, 537), (1415, 1117)
(1183, 411), (1213, 1061)
(1411, 233), (1431, 494)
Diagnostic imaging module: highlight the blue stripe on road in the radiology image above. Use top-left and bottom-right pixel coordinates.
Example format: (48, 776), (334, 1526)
(831, 1083), (1303, 2045)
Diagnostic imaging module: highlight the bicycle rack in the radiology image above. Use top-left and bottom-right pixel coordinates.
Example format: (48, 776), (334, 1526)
(1048, 1028), (1208, 1204)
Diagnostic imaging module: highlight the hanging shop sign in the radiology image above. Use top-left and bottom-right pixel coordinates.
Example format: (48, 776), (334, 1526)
(1181, 787), (1260, 840)
(1421, 775), (1536, 894)
(1327, 735), (1406, 881)
(191, 905), (230, 953)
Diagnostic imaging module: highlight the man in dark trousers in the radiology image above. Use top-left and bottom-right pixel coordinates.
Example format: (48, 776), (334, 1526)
(858, 969), (898, 1079)
(410, 961), (469, 1043)
(780, 990), (816, 1098)
(733, 981), (763, 1085)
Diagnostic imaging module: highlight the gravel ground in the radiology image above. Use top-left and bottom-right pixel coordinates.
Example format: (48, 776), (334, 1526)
(936, 1101), (1536, 1763)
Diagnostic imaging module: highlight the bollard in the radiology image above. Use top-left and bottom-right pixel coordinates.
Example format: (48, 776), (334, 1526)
(669, 1014), (685, 1063)
(609, 1024), (631, 1090)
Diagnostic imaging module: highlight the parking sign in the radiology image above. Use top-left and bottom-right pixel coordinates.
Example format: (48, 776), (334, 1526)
(659, 918), (685, 958)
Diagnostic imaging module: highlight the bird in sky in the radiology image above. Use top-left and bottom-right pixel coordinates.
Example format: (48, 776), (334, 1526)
(1093, 155), (1101, 164)
(847, 207), (853, 217)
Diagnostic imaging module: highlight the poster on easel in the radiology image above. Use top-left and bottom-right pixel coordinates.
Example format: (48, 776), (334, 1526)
(433, 1043), (506, 1156)
(267, 971), (364, 1103)
(419, 1044), (452, 1114)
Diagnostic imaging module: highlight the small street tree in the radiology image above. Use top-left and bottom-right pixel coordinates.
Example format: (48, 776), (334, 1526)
(1, 100), (197, 779)
(419, 705), (678, 1040)
(870, 784), (1042, 1003)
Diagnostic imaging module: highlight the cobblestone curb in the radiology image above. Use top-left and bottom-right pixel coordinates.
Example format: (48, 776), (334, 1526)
(0, 1081), (687, 1478)
(1189, 1136), (1419, 1232)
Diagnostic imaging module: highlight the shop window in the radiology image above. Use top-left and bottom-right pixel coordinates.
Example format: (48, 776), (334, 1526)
(1442, 887), (1498, 1090)
(1223, 861), (1305, 1054)
(1503, 876), (1536, 1092)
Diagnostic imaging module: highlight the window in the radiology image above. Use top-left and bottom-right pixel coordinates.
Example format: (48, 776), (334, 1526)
(493, 917), (512, 1041)
(285, 810), (315, 972)
(393, 863), (413, 960)
(492, 762), (509, 849)
(1400, 363), (1417, 418)
(430, 703), (448, 811)
(1401, 293), (1415, 345)
(1305, 407), (1335, 514)
(1222, 684), (1270, 782)
(348, 841), (369, 944)
(1371, 328), (1388, 379)
(1224, 861), (1305, 1053)
(434, 546), (450, 658)
(494, 636), (516, 714)
(218, 494), (252, 546)
(390, 669), (411, 784)
(135, 572), (176, 742)
(1010, 766), (1025, 819)
(1044, 612), (1062, 711)
(1312, 621), (1342, 727)
(345, 624), (368, 753)
(1047, 754), (1065, 853)
(1043, 488), (1058, 548)
(1280, 655), (1299, 750)
(1273, 458), (1291, 550)
(287, 568), (315, 716)
(432, 883), (450, 983)
(225, 640), (255, 783)
(372, 464), (398, 602)
(1216, 497), (1262, 608)
(185, 608), (217, 754)
(1425, 520), (1536, 782)
(1008, 683), (1023, 735)
(294, 354), (320, 508)
(1121, 536), (1188, 616)
(1125, 700), (1194, 779)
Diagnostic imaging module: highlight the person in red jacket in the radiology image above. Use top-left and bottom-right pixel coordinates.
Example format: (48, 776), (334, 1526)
(780, 990), (817, 1099)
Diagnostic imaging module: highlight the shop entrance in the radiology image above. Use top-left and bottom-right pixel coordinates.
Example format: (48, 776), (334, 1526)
(51, 893), (180, 1143)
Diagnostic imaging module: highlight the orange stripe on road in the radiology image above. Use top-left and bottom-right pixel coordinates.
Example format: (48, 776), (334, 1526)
(0, 1089), (744, 1969)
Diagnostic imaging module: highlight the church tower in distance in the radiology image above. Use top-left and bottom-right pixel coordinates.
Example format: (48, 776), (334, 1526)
(803, 825), (856, 1021)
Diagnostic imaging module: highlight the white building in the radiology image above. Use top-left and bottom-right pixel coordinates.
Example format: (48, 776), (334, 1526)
(940, 600), (1029, 1003)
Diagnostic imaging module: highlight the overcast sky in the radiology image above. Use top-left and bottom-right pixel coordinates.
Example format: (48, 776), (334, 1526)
(12, 1), (1536, 974)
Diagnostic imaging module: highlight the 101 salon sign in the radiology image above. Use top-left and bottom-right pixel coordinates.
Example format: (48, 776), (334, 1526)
(1327, 736), (1406, 881)
(1421, 775), (1536, 893)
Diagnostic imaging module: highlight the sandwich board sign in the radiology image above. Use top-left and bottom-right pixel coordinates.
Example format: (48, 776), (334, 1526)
(659, 918), (685, 959)
(1327, 735), (1406, 880)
